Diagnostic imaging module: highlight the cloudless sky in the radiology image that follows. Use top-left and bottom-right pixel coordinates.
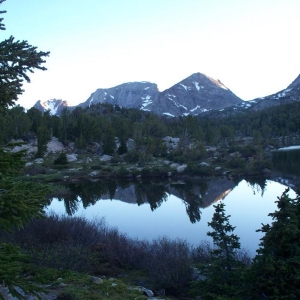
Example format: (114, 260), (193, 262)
(2, 0), (300, 108)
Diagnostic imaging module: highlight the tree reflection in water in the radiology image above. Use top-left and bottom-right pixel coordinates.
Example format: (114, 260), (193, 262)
(49, 176), (295, 224)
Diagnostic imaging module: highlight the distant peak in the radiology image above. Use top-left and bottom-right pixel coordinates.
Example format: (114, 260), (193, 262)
(181, 72), (229, 90)
(287, 74), (300, 89)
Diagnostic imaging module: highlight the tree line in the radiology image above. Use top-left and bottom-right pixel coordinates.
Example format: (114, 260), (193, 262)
(1, 100), (299, 159)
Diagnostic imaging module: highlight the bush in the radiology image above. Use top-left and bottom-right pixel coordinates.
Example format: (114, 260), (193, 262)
(54, 152), (68, 165)
(142, 237), (193, 295)
(123, 151), (139, 163)
(228, 157), (246, 169)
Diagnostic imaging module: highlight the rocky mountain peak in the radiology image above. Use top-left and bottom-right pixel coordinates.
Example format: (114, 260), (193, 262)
(147, 72), (242, 116)
(33, 99), (71, 116)
(182, 72), (229, 91)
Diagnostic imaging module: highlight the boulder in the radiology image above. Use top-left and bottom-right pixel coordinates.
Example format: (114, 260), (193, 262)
(100, 155), (112, 162)
(177, 164), (187, 173)
(206, 146), (217, 152)
(90, 276), (103, 284)
(67, 154), (77, 162)
(89, 171), (99, 177)
(34, 158), (44, 164)
(170, 163), (180, 169)
(47, 137), (64, 153)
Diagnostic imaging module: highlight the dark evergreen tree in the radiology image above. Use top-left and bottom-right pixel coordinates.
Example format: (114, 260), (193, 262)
(36, 125), (51, 157)
(117, 138), (127, 155)
(0, 150), (48, 299)
(0, 3), (49, 297)
(249, 189), (300, 299)
(102, 125), (115, 155)
(27, 107), (43, 134)
(0, 2), (49, 110)
(192, 202), (244, 299)
(54, 151), (68, 165)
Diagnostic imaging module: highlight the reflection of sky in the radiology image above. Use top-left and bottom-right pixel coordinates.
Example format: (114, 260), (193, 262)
(47, 180), (296, 257)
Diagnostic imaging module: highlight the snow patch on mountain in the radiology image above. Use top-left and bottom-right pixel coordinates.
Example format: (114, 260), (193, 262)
(141, 95), (152, 109)
(44, 101), (58, 115)
(89, 97), (94, 107)
(192, 81), (203, 91)
(179, 84), (188, 91)
(190, 105), (201, 112)
(163, 112), (175, 117)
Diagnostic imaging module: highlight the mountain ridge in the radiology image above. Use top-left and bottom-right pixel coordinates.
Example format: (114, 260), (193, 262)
(33, 72), (243, 116)
(33, 72), (300, 117)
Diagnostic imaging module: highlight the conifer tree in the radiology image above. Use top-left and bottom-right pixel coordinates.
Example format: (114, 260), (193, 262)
(0, 1), (49, 297)
(0, 1), (49, 110)
(249, 189), (300, 299)
(36, 125), (51, 157)
(193, 202), (244, 299)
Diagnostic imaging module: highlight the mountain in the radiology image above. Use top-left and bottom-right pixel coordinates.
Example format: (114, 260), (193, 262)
(31, 73), (300, 117)
(78, 81), (159, 110)
(33, 99), (71, 116)
(204, 73), (300, 118)
(76, 72), (243, 116)
(248, 74), (300, 111)
(147, 73), (242, 116)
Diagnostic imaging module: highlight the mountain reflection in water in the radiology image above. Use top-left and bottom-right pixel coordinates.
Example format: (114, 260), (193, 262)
(50, 177), (238, 223)
(47, 175), (298, 255)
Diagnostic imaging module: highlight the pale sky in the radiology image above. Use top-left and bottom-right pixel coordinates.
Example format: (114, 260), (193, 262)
(2, 0), (300, 109)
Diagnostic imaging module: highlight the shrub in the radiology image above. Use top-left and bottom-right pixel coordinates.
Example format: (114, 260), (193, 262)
(228, 157), (246, 169)
(141, 237), (193, 295)
(123, 150), (139, 163)
(54, 152), (68, 165)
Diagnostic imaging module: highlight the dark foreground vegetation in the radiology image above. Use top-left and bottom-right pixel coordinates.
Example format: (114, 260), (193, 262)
(1, 188), (300, 299)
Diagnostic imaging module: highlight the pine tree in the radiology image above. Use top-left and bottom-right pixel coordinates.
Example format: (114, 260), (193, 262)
(117, 138), (127, 155)
(249, 189), (300, 299)
(0, 1), (49, 110)
(36, 125), (51, 157)
(0, 2), (49, 297)
(54, 151), (68, 165)
(192, 202), (244, 299)
(0, 149), (49, 299)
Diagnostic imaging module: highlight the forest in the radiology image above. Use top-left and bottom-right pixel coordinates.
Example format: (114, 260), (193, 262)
(1, 100), (300, 161)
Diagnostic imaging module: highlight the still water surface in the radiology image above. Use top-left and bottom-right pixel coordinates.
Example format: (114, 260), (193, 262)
(47, 177), (297, 256)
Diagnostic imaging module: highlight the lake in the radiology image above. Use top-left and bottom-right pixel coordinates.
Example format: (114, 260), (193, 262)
(47, 175), (298, 257)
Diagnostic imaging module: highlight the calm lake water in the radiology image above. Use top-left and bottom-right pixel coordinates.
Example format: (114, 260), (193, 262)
(47, 175), (298, 256)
